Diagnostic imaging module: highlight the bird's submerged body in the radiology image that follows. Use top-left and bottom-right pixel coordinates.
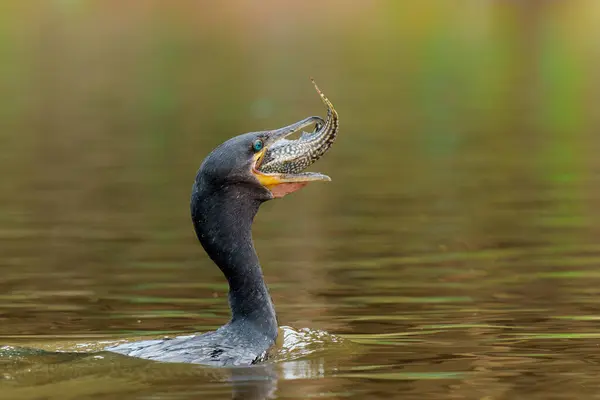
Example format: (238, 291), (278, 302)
(109, 320), (272, 366)
(107, 80), (338, 366)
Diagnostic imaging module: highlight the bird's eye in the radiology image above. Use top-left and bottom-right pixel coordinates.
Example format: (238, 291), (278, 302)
(252, 139), (264, 152)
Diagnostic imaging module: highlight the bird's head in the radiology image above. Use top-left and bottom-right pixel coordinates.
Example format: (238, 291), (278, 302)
(197, 80), (338, 202)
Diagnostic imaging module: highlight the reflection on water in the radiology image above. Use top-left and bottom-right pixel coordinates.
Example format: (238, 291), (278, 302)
(0, 348), (279, 399)
(0, 343), (340, 399)
(2, 1), (600, 399)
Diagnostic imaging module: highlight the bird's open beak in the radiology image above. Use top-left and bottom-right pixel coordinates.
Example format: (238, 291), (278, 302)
(251, 79), (338, 199)
(251, 116), (331, 198)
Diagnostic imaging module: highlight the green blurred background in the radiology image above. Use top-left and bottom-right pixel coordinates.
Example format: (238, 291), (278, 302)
(2, 1), (600, 398)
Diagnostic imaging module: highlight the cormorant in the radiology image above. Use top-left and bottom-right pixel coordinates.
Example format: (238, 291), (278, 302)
(107, 80), (338, 366)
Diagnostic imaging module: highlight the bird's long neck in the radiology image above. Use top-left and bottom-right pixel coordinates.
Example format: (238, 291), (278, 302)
(191, 181), (277, 340)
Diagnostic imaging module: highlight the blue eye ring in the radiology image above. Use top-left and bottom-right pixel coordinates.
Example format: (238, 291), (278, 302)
(253, 139), (264, 152)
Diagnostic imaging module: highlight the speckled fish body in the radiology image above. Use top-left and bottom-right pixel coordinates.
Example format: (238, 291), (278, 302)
(258, 80), (338, 174)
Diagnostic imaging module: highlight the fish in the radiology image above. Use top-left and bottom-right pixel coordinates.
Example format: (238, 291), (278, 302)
(257, 79), (339, 175)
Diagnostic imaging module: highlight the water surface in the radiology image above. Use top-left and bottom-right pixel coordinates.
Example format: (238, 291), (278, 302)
(2, 1), (600, 399)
